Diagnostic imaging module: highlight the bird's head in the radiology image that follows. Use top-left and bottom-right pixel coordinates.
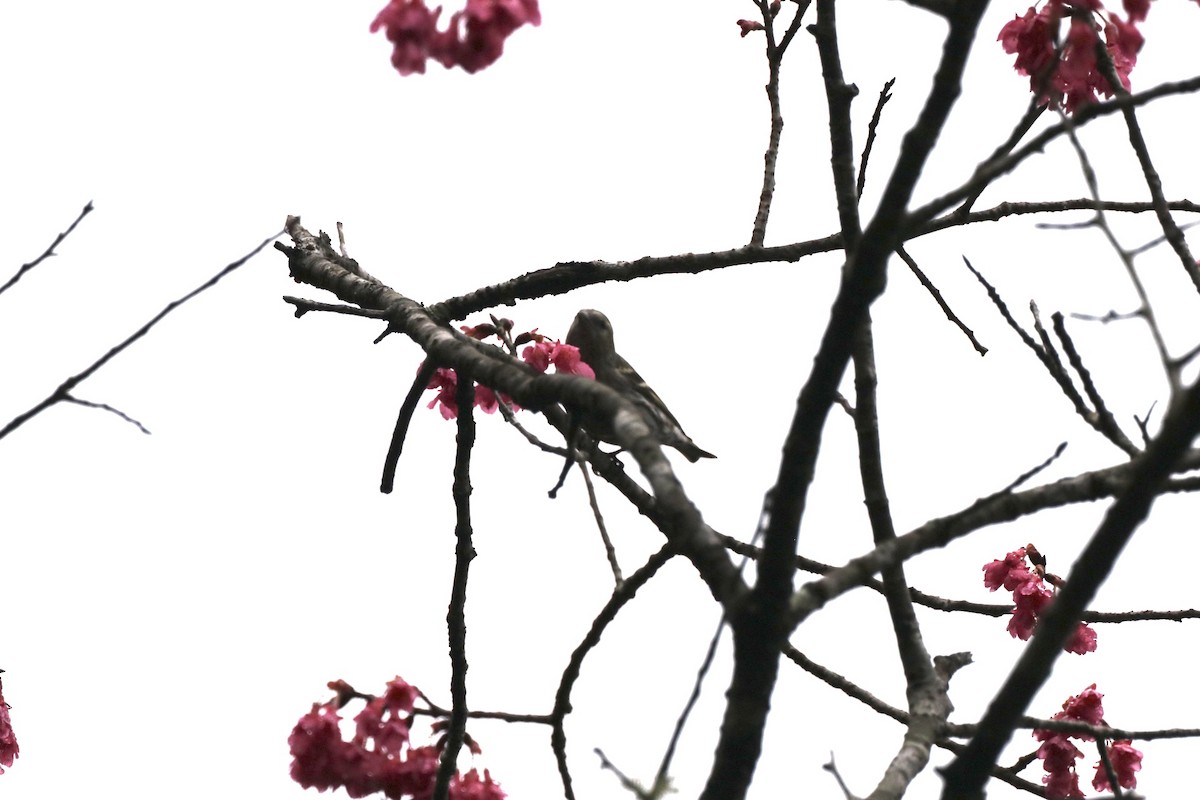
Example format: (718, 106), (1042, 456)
(566, 308), (616, 364)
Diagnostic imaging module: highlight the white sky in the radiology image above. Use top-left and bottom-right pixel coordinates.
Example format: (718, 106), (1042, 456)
(3, 1), (1200, 798)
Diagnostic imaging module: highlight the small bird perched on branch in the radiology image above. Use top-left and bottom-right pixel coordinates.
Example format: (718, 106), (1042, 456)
(566, 308), (715, 463)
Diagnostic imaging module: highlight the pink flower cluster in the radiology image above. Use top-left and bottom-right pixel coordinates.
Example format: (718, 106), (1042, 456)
(289, 677), (505, 800)
(982, 546), (1097, 653)
(736, 19), (765, 36)
(1034, 685), (1143, 797)
(736, 0), (779, 36)
(998, 0), (1151, 112)
(519, 335), (594, 379)
(371, 0), (540, 75)
(424, 321), (593, 420)
(425, 366), (518, 420)
(0, 674), (17, 775)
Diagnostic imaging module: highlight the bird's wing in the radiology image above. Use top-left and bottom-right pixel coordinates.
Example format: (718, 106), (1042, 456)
(617, 355), (688, 430)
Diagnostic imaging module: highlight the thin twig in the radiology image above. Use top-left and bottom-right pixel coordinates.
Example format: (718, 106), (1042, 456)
(497, 397), (571, 456)
(283, 295), (389, 320)
(952, 103), (1046, 217)
(897, 245), (987, 355)
(1051, 312), (1138, 455)
(964, 257), (1103, 429)
(64, 397), (151, 435)
(551, 546), (676, 800)
(0, 201), (94, 298)
(1, 230), (281, 442)
(1055, 103), (1177, 392)
(578, 459), (622, 585)
(381, 360), (440, 494)
(1092, 35), (1200, 296)
(857, 78), (895, 200)
(1094, 739), (1122, 799)
(1002, 442), (1068, 494)
(654, 610), (724, 790)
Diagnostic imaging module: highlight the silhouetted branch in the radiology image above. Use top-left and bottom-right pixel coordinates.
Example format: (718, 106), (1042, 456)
(0, 202), (93, 298)
(1, 230), (280, 442)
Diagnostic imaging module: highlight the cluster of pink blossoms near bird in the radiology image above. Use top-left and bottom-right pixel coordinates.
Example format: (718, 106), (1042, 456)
(424, 321), (593, 420)
(290, 677), (505, 800)
(370, 0), (539, 74)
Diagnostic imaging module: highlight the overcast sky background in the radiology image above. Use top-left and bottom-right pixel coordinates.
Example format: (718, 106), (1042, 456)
(4, 2), (1200, 798)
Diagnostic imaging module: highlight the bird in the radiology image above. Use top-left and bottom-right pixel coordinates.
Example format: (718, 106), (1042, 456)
(565, 308), (715, 463)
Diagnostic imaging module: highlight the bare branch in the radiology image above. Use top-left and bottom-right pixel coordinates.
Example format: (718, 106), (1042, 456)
(433, 374), (477, 800)
(0, 201), (93, 298)
(857, 79), (896, 200)
(897, 246), (987, 356)
(1, 230), (280, 442)
(551, 546), (676, 800)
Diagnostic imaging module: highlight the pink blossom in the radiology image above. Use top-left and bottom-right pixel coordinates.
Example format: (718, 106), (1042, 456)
(371, 0), (442, 75)
(1057, 18), (1104, 112)
(1007, 577), (1052, 640)
(1093, 739), (1143, 791)
(0, 676), (17, 774)
(1104, 15), (1143, 88)
(737, 19), (765, 37)
(1006, 603), (1040, 640)
(998, 1), (1146, 114)
(461, 323), (498, 340)
(1034, 687), (1141, 797)
(427, 366), (460, 419)
(378, 745), (440, 799)
(290, 679), (506, 800)
(1060, 683), (1106, 727)
(424, 365), (518, 418)
(1036, 733), (1085, 798)
(521, 341), (595, 379)
(353, 694), (412, 754)
(998, 5), (1059, 83)
(452, 768), (508, 799)
(372, 0), (539, 75)
(550, 342), (594, 378)
(522, 340), (553, 373)
(474, 385), (502, 414)
(450, 0), (541, 73)
(982, 547), (1030, 591)
(289, 703), (352, 792)
(984, 547), (1098, 652)
(382, 676), (418, 713)
(1122, 0), (1151, 22)
(1064, 622), (1098, 654)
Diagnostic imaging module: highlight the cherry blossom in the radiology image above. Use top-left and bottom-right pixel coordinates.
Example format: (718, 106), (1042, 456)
(998, 0), (1147, 113)
(521, 340), (595, 379)
(737, 19), (765, 37)
(982, 546), (1097, 653)
(290, 677), (505, 799)
(0, 675), (17, 775)
(372, 0), (539, 75)
(1093, 739), (1143, 791)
